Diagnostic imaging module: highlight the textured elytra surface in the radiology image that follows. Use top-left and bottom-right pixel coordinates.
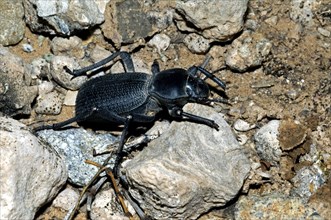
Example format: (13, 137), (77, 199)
(124, 104), (251, 219)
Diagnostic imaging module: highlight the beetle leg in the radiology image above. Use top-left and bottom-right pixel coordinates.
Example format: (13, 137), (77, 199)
(32, 108), (100, 132)
(151, 60), (160, 75)
(113, 115), (132, 177)
(120, 52), (135, 72)
(64, 51), (135, 78)
(169, 107), (219, 130)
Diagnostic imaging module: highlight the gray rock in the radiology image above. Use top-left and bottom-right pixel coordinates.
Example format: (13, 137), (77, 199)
(31, 58), (50, 80)
(22, 43), (34, 53)
(0, 0), (25, 46)
(52, 187), (80, 211)
(50, 55), (87, 90)
(36, 128), (118, 186)
(0, 47), (38, 115)
(124, 104), (251, 219)
(233, 119), (256, 132)
(147, 33), (171, 53)
(234, 192), (323, 219)
(0, 117), (67, 220)
(183, 33), (210, 54)
(290, 165), (326, 200)
(175, 0), (249, 42)
(226, 31), (272, 72)
(91, 188), (135, 220)
(254, 120), (281, 166)
(35, 90), (65, 115)
(101, 0), (169, 47)
(23, 0), (105, 36)
(290, 0), (316, 26)
(51, 36), (84, 58)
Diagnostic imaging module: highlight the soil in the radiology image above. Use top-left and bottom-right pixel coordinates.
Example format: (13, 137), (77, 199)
(6, 0), (330, 219)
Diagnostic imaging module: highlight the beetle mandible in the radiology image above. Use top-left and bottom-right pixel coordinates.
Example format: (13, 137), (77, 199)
(34, 51), (227, 176)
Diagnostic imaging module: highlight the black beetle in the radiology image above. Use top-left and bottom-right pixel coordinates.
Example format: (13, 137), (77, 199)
(34, 51), (227, 176)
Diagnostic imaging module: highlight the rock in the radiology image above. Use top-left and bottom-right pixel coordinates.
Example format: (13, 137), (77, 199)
(278, 119), (307, 151)
(30, 58), (51, 80)
(317, 27), (331, 37)
(290, 0), (316, 26)
(22, 43), (34, 53)
(147, 33), (171, 53)
(174, 0), (249, 42)
(91, 187), (135, 220)
(234, 192), (323, 219)
(233, 119), (256, 132)
(36, 128), (118, 186)
(124, 104), (250, 219)
(0, 46), (38, 115)
(23, 0), (105, 36)
(51, 36), (84, 58)
(0, 0), (25, 46)
(38, 81), (55, 95)
(290, 165), (326, 200)
(254, 120), (282, 165)
(52, 187), (80, 211)
(226, 31), (272, 72)
(35, 90), (65, 115)
(101, 0), (169, 47)
(63, 90), (78, 106)
(183, 33), (210, 54)
(0, 117), (67, 219)
(50, 55), (87, 90)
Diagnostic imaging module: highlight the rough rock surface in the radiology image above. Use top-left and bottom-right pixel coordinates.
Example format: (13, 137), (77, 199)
(101, 0), (172, 47)
(234, 192), (323, 219)
(36, 128), (118, 186)
(175, 0), (249, 41)
(226, 31), (272, 72)
(124, 104), (251, 219)
(0, 47), (38, 115)
(0, 117), (67, 220)
(254, 120), (282, 165)
(50, 55), (87, 90)
(23, 0), (105, 36)
(0, 0), (25, 46)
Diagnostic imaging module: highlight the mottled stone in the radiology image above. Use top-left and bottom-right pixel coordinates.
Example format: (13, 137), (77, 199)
(0, 117), (67, 219)
(254, 120), (282, 165)
(175, 0), (249, 42)
(23, 0), (105, 36)
(36, 128), (118, 186)
(226, 31), (272, 72)
(101, 0), (169, 47)
(0, 47), (38, 115)
(50, 55), (87, 90)
(35, 90), (65, 115)
(124, 104), (250, 219)
(0, 0), (25, 46)
(183, 33), (210, 54)
(235, 192), (323, 219)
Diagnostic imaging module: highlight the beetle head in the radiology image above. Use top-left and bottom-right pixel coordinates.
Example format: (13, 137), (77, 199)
(186, 75), (210, 103)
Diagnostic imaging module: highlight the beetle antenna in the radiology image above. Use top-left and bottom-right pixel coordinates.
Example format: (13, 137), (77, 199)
(196, 66), (226, 90)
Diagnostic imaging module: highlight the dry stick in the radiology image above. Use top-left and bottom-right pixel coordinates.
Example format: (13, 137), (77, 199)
(104, 168), (132, 218)
(67, 156), (112, 220)
(86, 160), (132, 219)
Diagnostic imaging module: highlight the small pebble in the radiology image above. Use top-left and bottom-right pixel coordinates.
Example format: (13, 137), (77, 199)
(22, 43), (34, 53)
(234, 119), (256, 131)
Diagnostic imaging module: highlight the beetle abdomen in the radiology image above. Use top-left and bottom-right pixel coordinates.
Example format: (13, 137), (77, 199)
(75, 72), (150, 120)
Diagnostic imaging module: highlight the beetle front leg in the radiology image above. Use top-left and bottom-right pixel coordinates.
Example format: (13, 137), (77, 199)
(169, 107), (219, 130)
(113, 115), (132, 177)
